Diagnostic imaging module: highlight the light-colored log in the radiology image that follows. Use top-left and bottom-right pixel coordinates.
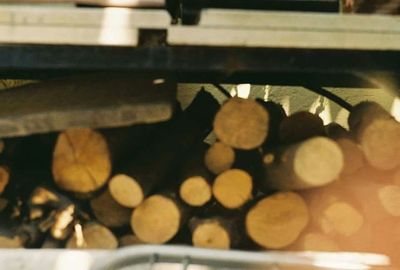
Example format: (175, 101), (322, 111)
(246, 192), (309, 249)
(213, 97), (269, 150)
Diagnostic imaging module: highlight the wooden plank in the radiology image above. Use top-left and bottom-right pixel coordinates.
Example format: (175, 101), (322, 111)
(168, 26), (400, 50)
(0, 6), (170, 28)
(0, 25), (138, 46)
(199, 9), (400, 33)
(0, 0), (164, 7)
(0, 74), (176, 137)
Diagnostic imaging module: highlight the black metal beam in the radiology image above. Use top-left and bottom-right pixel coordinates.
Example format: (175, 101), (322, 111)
(0, 45), (399, 88)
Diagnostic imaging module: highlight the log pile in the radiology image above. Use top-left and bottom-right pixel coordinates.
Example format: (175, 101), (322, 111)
(0, 91), (400, 265)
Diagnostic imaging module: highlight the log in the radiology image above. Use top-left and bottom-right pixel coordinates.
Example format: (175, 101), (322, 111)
(179, 143), (212, 207)
(0, 139), (4, 155)
(66, 223), (118, 249)
(189, 217), (238, 250)
(52, 120), (176, 195)
(51, 204), (75, 240)
(335, 138), (365, 176)
(302, 181), (365, 238)
(263, 137), (343, 190)
(245, 192), (309, 249)
(108, 174), (144, 208)
(212, 169), (253, 209)
(213, 97), (269, 150)
(52, 128), (111, 193)
(109, 89), (219, 208)
(325, 122), (351, 139)
(0, 74), (176, 138)
(0, 166), (10, 194)
(342, 170), (400, 222)
(0, 236), (23, 248)
(279, 111), (324, 144)
(288, 232), (340, 252)
(131, 194), (189, 244)
(325, 123), (366, 176)
(90, 190), (131, 228)
(348, 101), (400, 170)
(256, 99), (287, 150)
(119, 234), (145, 247)
(204, 142), (235, 175)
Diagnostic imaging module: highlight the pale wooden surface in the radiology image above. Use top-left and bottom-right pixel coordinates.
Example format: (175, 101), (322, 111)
(169, 10), (400, 50)
(0, 74), (176, 137)
(0, 6), (169, 46)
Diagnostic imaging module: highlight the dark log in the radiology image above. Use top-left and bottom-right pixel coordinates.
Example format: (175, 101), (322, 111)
(109, 89), (219, 208)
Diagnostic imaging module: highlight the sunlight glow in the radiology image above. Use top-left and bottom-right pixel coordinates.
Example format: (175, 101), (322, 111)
(390, 97), (400, 121)
(99, 8), (136, 45)
(281, 96), (290, 115)
(237, 84), (251, 99)
(263, 85), (271, 101)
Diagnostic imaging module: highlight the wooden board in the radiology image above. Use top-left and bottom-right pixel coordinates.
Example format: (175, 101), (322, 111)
(169, 9), (400, 50)
(0, 74), (176, 137)
(0, 6), (169, 46)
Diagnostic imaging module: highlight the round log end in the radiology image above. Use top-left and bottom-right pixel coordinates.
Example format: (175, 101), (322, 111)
(378, 185), (400, 216)
(131, 195), (181, 244)
(246, 192), (309, 249)
(204, 142), (235, 175)
(0, 236), (23, 248)
(320, 202), (364, 237)
(213, 98), (269, 150)
(192, 221), (230, 250)
(360, 119), (400, 170)
(90, 190), (131, 228)
(66, 223), (117, 249)
(294, 137), (344, 188)
(109, 174), (144, 208)
(213, 169), (253, 209)
(52, 128), (111, 193)
(0, 166), (10, 194)
(119, 234), (145, 247)
(179, 176), (212, 207)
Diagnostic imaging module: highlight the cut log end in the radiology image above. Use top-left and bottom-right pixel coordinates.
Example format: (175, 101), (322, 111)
(0, 166), (10, 194)
(213, 98), (269, 150)
(192, 221), (230, 250)
(66, 223), (118, 249)
(119, 234), (145, 247)
(90, 190), (131, 228)
(179, 176), (212, 207)
(204, 142), (235, 175)
(213, 169), (253, 209)
(319, 202), (364, 237)
(109, 174), (144, 208)
(360, 119), (400, 170)
(131, 195), (181, 244)
(378, 185), (400, 216)
(294, 137), (343, 188)
(52, 128), (111, 193)
(0, 236), (23, 248)
(246, 192), (309, 249)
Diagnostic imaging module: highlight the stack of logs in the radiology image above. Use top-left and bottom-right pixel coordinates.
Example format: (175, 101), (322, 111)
(0, 88), (400, 265)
